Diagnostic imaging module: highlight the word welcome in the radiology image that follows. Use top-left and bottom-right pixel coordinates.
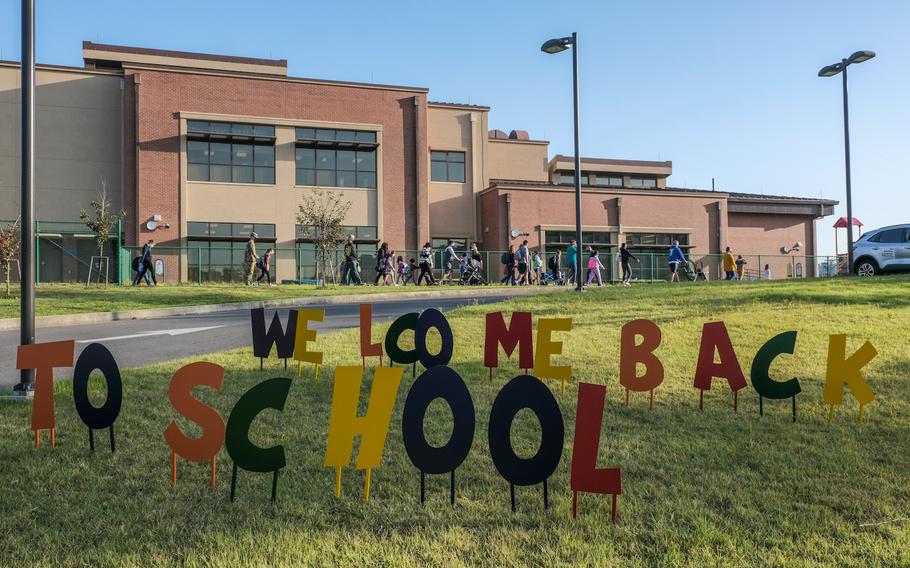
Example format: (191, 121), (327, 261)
(15, 305), (878, 520)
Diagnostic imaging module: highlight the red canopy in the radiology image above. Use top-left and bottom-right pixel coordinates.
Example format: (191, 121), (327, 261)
(833, 216), (863, 228)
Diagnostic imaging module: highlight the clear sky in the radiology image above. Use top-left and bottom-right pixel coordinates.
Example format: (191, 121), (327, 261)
(1, 0), (907, 256)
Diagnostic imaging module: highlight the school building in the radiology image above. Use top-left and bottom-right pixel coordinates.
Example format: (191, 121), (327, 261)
(0, 41), (836, 283)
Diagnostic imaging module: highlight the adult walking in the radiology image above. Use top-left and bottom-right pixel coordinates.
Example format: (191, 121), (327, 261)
(668, 239), (686, 283)
(341, 234), (362, 285)
(440, 240), (461, 285)
(374, 242), (390, 285)
(132, 239), (157, 286)
(548, 250), (562, 282)
(500, 245), (517, 285)
(565, 239), (578, 286)
(516, 240), (530, 285)
(417, 242), (436, 285)
(255, 248), (275, 286)
(244, 232), (259, 286)
(618, 242), (638, 287)
(722, 247), (736, 281)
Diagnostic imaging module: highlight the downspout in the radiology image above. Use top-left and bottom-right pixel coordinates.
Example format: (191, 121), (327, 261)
(413, 96), (423, 250)
(133, 73), (141, 247)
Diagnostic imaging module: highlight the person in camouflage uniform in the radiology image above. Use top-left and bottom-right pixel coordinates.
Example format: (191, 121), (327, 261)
(244, 232), (259, 285)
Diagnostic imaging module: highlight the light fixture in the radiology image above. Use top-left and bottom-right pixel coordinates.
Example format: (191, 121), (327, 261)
(540, 37), (573, 54)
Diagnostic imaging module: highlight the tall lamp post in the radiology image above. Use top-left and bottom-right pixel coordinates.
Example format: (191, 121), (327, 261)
(15, 0), (36, 394)
(818, 50), (875, 274)
(541, 33), (584, 292)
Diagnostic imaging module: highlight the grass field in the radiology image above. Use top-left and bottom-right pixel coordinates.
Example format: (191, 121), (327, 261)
(1, 277), (908, 566)
(0, 282), (498, 319)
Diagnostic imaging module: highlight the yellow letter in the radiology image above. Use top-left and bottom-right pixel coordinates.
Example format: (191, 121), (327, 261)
(533, 318), (573, 392)
(294, 309), (324, 379)
(824, 334), (877, 422)
(324, 365), (403, 499)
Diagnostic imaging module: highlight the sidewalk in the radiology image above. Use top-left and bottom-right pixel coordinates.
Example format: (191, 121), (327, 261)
(0, 285), (558, 331)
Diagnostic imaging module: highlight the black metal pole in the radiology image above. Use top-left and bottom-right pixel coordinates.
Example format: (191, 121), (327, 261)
(841, 60), (855, 273)
(571, 32), (584, 292)
(17, 0), (36, 390)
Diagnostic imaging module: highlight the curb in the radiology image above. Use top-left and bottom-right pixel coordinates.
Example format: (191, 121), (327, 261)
(0, 286), (559, 331)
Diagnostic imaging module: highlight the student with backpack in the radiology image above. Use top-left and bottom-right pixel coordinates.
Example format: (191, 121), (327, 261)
(255, 249), (275, 286)
(341, 234), (362, 285)
(132, 239), (157, 286)
(500, 245), (517, 285)
(417, 242), (436, 285)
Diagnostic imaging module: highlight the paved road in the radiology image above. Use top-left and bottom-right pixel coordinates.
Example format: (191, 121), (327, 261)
(0, 295), (511, 387)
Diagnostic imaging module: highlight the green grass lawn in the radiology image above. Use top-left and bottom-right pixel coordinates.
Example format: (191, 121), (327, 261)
(1, 276), (908, 566)
(0, 282), (502, 319)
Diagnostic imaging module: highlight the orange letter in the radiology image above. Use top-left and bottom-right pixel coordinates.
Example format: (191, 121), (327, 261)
(359, 304), (383, 364)
(16, 340), (75, 444)
(619, 319), (664, 394)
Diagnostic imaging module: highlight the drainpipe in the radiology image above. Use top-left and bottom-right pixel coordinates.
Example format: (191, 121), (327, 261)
(413, 96), (425, 250)
(504, 193), (512, 249)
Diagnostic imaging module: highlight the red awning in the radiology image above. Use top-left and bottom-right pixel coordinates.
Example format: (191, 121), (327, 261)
(833, 216), (863, 228)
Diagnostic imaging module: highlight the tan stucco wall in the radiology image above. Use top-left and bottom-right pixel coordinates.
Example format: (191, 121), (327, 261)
(488, 139), (549, 182)
(181, 115), (380, 282)
(427, 105), (488, 242)
(0, 64), (122, 223)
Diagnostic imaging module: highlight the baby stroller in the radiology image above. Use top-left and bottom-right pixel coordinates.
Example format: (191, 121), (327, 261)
(680, 259), (698, 281)
(540, 269), (565, 286)
(461, 257), (486, 285)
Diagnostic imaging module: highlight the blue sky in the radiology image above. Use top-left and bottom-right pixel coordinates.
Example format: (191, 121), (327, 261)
(1, 0), (907, 256)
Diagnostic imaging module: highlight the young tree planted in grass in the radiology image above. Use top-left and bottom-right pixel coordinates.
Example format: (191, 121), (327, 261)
(0, 217), (20, 296)
(79, 179), (126, 284)
(297, 190), (351, 287)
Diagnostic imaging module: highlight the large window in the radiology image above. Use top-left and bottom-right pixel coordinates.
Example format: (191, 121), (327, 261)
(431, 151), (465, 183)
(295, 224), (378, 281)
(624, 232), (690, 281)
(593, 174), (623, 187)
(295, 128), (378, 189)
(629, 176), (658, 189)
(187, 222), (275, 283)
(186, 121), (276, 184)
(546, 230), (613, 249)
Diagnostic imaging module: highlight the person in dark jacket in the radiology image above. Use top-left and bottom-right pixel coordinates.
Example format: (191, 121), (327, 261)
(373, 242), (389, 285)
(132, 239), (157, 286)
(341, 234), (362, 285)
(619, 242), (639, 287)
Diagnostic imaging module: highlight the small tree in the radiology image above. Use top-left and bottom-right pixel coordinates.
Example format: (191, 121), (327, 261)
(296, 190), (351, 287)
(0, 217), (21, 296)
(79, 178), (126, 258)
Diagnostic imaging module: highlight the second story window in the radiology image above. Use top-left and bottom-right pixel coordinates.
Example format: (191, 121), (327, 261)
(186, 121), (276, 184)
(295, 128), (378, 189)
(431, 151), (465, 183)
(559, 173), (575, 185)
(629, 176), (658, 189)
(594, 174), (623, 187)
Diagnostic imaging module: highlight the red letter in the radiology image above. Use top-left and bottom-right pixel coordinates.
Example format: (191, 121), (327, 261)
(570, 383), (621, 522)
(484, 312), (534, 375)
(619, 319), (664, 400)
(359, 304), (383, 364)
(694, 322), (747, 409)
(16, 340), (75, 446)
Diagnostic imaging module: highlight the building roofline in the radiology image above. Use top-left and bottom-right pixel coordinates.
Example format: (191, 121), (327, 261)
(483, 178), (838, 205)
(488, 138), (550, 146)
(0, 60), (124, 76)
(551, 155), (673, 168)
(83, 41), (287, 68)
(428, 101), (490, 111)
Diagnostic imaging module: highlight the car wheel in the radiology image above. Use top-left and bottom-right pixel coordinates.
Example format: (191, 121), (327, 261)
(855, 259), (878, 277)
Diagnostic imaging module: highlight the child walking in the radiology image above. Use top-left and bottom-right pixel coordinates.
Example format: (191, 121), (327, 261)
(255, 248), (274, 286)
(586, 249), (605, 287)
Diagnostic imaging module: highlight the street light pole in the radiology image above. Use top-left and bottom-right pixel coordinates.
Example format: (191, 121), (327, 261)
(840, 61), (855, 273)
(16, 0), (36, 392)
(541, 32), (584, 291)
(818, 50), (874, 275)
(570, 32), (583, 292)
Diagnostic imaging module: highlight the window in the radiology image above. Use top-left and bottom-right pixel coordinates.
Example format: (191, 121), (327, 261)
(629, 177), (658, 189)
(186, 221), (276, 283)
(186, 121), (275, 184)
(295, 128), (378, 188)
(868, 228), (906, 243)
(625, 233), (689, 247)
(431, 151), (466, 183)
(594, 174), (623, 187)
(545, 230), (612, 248)
(295, 224), (378, 281)
(559, 173), (575, 185)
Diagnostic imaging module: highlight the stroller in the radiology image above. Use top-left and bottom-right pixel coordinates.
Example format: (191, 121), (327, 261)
(540, 268), (565, 286)
(680, 259), (698, 281)
(461, 257), (486, 285)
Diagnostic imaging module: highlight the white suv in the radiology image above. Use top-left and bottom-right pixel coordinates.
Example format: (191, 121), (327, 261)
(852, 224), (910, 276)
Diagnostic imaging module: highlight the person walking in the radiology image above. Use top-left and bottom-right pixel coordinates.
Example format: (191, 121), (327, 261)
(668, 239), (685, 283)
(722, 247), (736, 281)
(547, 250), (562, 283)
(440, 240), (461, 285)
(619, 242), (639, 286)
(244, 232), (259, 286)
(132, 239), (158, 286)
(500, 245), (517, 285)
(381, 249), (396, 286)
(255, 248), (275, 286)
(565, 239), (578, 286)
(516, 240), (530, 285)
(586, 248), (605, 287)
(374, 242), (389, 285)
(341, 234), (362, 285)
(735, 255), (748, 280)
(417, 242), (436, 285)
(532, 250), (543, 285)
(763, 263), (772, 280)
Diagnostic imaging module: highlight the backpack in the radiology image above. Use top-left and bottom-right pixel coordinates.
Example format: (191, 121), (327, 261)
(501, 252), (509, 265)
(132, 256), (141, 271)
